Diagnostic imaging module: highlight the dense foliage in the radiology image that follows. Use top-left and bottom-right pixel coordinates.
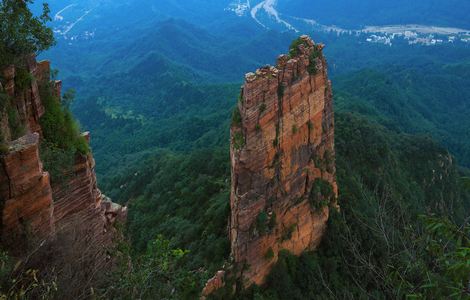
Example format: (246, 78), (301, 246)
(334, 63), (470, 167)
(102, 236), (199, 299)
(244, 214), (470, 299)
(104, 148), (231, 278)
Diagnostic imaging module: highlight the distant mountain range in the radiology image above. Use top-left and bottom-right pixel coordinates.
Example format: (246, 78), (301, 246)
(36, 0), (470, 41)
(30, 0), (470, 172)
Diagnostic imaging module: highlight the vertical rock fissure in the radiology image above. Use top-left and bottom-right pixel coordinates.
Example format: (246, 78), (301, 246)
(1, 160), (12, 200)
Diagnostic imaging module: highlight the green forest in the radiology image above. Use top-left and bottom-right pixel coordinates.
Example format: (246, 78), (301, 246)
(1, 0), (469, 299)
(63, 16), (470, 300)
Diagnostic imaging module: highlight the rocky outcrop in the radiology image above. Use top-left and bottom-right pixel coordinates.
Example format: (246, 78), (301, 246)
(229, 35), (337, 286)
(0, 56), (126, 258)
(202, 270), (226, 298)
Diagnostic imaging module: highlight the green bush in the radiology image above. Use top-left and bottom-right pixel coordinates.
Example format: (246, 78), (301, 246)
(265, 248), (274, 260)
(288, 37), (309, 58)
(232, 131), (245, 150)
(292, 124), (298, 134)
(14, 67), (33, 91)
(39, 83), (88, 183)
(39, 84), (88, 155)
(281, 224), (297, 241)
(308, 178), (335, 210)
(307, 46), (322, 75)
(307, 120), (313, 130)
(231, 107), (242, 127)
(39, 142), (75, 185)
(255, 211), (268, 235)
(273, 123), (280, 148)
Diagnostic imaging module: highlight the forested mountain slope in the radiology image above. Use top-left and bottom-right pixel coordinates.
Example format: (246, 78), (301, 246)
(17, 1), (470, 298)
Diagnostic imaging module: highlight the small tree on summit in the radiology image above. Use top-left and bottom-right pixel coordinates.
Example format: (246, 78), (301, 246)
(0, 0), (55, 67)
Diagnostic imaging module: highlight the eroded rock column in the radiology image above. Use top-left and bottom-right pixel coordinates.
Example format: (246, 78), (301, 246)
(230, 35), (338, 286)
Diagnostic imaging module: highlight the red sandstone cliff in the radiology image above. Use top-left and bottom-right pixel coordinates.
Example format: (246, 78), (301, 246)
(229, 35), (337, 287)
(0, 55), (126, 259)
(0, 133), (54, 251)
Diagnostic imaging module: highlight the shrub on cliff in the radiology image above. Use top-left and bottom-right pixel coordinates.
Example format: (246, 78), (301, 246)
(288, 37), (309, 58)
(0, 0), (54, 67)
(231, 107), (242, 127)
(307, 46), (322, 75)
(1, 91), (25, 140)
(39, 84), (88, 155)
(39, 83), (89, 184)
(308, 178), (335, 210)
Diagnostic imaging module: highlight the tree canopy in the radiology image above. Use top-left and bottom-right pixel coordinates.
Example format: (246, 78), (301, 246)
(0, 0), (54, 67)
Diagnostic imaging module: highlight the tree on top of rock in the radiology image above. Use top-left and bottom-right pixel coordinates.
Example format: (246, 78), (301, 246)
(0, 0), (55, 67)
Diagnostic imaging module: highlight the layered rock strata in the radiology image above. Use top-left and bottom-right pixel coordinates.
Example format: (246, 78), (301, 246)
(0, 133), (54, 251)
(1, 55), (48, 140)
(229, 35), (337, 286)
(0, 55), (126, 256)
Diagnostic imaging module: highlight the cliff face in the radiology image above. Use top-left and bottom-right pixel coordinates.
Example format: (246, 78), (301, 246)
(0, 55), (126, 257)
(1, 56), (46, 141)
(0, 133), (54, 250)
(229, 35), (337, 286)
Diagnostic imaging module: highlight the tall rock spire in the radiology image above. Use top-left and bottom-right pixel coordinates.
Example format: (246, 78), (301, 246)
(229, 35), (338, 286)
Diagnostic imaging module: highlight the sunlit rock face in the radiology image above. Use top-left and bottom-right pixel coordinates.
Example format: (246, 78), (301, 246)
(230, 35), (338, 286)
